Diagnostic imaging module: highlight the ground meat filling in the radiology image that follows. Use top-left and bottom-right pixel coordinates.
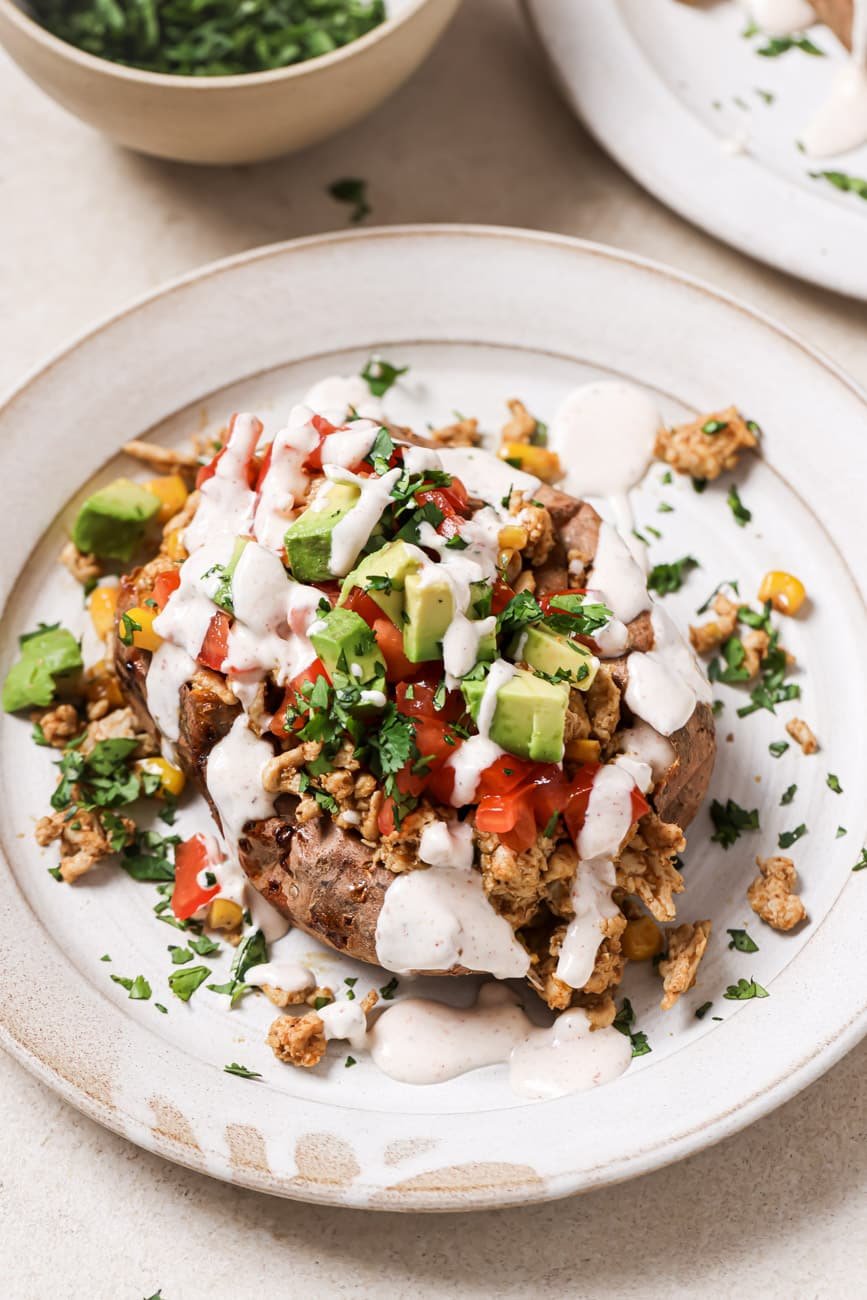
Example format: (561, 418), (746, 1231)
(748, 856), (807, 931)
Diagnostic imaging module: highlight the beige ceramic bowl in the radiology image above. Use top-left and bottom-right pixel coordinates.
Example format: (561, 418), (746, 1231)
(0, 0), (460, 164)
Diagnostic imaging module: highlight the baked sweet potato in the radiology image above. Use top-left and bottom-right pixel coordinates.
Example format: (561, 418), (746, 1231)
(114, 478), (716, 983)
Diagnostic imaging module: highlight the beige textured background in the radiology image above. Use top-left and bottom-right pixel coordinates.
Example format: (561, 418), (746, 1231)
(2, 2), (866, 1296)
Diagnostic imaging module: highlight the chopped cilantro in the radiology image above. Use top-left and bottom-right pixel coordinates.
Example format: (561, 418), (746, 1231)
(853, 849), (867, 872)
(542, 812), (560, 838)
(154, 1004), (167, 1014)
(756, 34), (825, 56)
(189, 933), (220, 956)
(726, 484), (751, 527)
(612, 997), (652, 1058)
(119, 611), (142, 646)
(778, 823), (807, 850)
(727, 928), (759, 954)
(169, 945), (194, 966)
(723, 978), (769, 1001)
(361, 358), (408, 398)
(111, 973), (151, 1001)
(345, 1055), (358, 1068)
(809, 170), (867, 201)
(709, 798), (759, 848)
(768, 740), (789, 758)
(781, 783), (797, 805)
(647, 555), (699, 596)
(379, 976), (399, 1000)
(692, 477), (708, 493)
(224, 1062), (262, 1080)
(702, 418), (728, 436)
(168, 964), (211, 1003)
(695, 1001), (713, 1020)
(826, 773), (843, 794)
(100, 954), (111, 962)
(328, 177), (370, 224)
(836, 826), (847, 838)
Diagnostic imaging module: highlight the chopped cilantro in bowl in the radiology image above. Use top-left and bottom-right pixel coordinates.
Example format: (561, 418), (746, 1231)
(28, 0), (389, 77)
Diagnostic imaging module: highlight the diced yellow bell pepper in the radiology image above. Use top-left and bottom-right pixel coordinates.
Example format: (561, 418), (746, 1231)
(88, 585), (119, 640)
(499, 442), (561, 483)
(758, 570), (806, 616)
(565, 738), (601, 764)
(146, 474), (189, 525)
(622, 916), (664, 962)
(135, 756), (186, 798)
(121, 605), (162, 653)
(84, 660), (125, 710)
(208, 898), (244, 931)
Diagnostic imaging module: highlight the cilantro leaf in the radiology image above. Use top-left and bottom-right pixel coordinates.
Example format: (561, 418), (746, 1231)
(727, 928), (759, 954)
(778, 823), (807, 850)
(826, 773), (843, 794)
(723, 978), (769, 1001)
(647, 556), (699, 596)
(224, 1062), (262, 1080)
(328, 177), (370, 224)
(168, 964), (211, 1003)
(361, 358), (408, 398)
(781, 783), (797, 805)
(726, 484), (751, 527)
(709, 798), (760, 848)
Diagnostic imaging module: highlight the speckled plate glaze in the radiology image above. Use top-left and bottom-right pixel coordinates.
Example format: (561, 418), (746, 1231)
(1, 227), (866, 1211)
(524, 0), (867, 300)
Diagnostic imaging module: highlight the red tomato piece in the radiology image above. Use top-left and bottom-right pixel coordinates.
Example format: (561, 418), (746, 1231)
(491, 579), (516, 615)
(343, 587), (386, 629)
(198, 611), (231, 672)
(476, 791), (537, 854)
(196, 413), (262, 489)
(630, 786), (650, 823)
(395, 678), (465, 723)
(373, 619), (416, 682)
(378, 796), (396, 837)
(562, 762), (600, 844)
(302, 414), (340, 472)
(528, 767), (571, 829)
(152, 569), (181, 611)
(425, 762), (456, 805)
(475, 754), (538, 799)
(172, 834), (220, 920)
(254, 441), (273, 491)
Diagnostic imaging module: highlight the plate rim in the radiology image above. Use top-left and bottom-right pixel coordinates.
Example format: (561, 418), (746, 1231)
(522, 0), (867, 302)
(1, 223), (866, 1212)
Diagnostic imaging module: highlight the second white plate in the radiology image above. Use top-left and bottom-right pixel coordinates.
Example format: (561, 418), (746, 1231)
(525, 0), (867, 299)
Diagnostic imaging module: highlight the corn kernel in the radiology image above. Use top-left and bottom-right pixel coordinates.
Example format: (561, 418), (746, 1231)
(135, 756), (186, 798)
(622, 916), (664, 962)
(497, 524), (528, 550)
(121, 605), (162, 653)
(163, 528), (188, 562)
(758, 570), (806, 616)
(208, 898), (244, 931)
(88, 585), (119, 640)
(498, 442), (562, 483)
(146, 474), (189, 525)
(565, 738), (601, 763)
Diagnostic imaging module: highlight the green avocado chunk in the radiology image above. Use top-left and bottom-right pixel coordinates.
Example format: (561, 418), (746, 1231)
(403, 574), (495, 665)
(338, 539), (423, 625)
(462, 666), (569, 764)
(284, 483), (360, 582)
(2, 623), (83, 713)
(310, 607), (386, 687)
(72, 478), (161, 561)
(513, 624), (598, 691)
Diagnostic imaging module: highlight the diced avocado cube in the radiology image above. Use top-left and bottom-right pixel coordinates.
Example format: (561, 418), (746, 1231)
(402, 574), (497, 666)
(462, 667), (568, 764)
(513, 624), (599, 691)
(2, 623), (82, 713)
(284, 483), (360, 582)
(338, 539), (423, 625)
(403, 571), (452, 663)
(310, 607), (386, 687)
(72, 478), (161, 561)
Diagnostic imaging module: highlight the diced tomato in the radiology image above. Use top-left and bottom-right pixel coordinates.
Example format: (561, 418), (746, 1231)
(343, 587), (386, 629)
(172, 834), (220, 920)
(491, 579), (516, 615)
(270, 657), (330, 739)
(476, 789), (537, 854)
(313, 581), (341, 608)
(373, 619), (416, 682)
(630, 786), (650, 823)
(475, 754), (538, 799)
(425, 762), (456, 805)
(196, 413), (262, 490)
(197, 611), (231, 672)
(416, 485), (471, 538)
(378, 796), (396, 837)
(528, 767), (570, 829)
(395, 677), (465, 723)
(562, 762), (600, 843)
(152, 569), (181, 611)
(302, 414), (340, 472)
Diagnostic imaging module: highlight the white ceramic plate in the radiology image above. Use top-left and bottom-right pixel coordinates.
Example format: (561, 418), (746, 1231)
(524, 0), (867, 300)
(1, 226), (866, 1211)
